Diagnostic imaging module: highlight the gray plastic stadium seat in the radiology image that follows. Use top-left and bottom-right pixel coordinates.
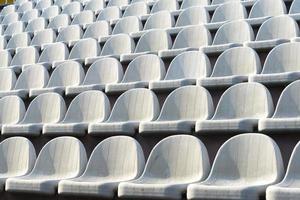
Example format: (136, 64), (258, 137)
(56, 25), (83, 45)
(0, 36), (7, 50)
(0, 96), (25, 129)
(97, 6), (121, 22)
(6, 137), (87, 194)
(121, 29), (172, 62)
(62, 1), (82, 17)
(0, 137), (36, 189)
(58, 136), (145, 198)
(195, 82), (274, 134)
(150, 0), (179, 13)
(247, 0), (287, 25)
(246, 15), (299, 50)
(0, 69), (16, 92)
(180, 0), (209, 9)
(208, 2), (247, 29)
(150, 51), (211, 91)
(0, 50), (12, 68)
(66, 58), (123, 96)
(88, 88), (160, 135)
(258, 80), (300, 133)
(30, 29), (57, 47)
(4, 21), (24, 37)
(48, 14), (71, 30)
(1, 12), (19, 25)
(17, 1), (33, 13)
(198, 47), (262, 88)
(84, 0), (105, 14)
(249, 42), (300, 85)
(2, 93), (66, 136)
(0, 65), (49, 99)
(6, 32), (30, 50)
(43, 90), (110, 136)
(106, 54), (165, 93)
(54, 0), (70, 7)
(41, 5), (61, 20)
(107, 0), (129, 8)
(202, 20), (254, 54)
(25, 17), (47, 33)
(38, 42), (69, 68)
(123, 2), (149, 17)
(118, 135), (210, 199)
(9, 47), (39, 73)
(83, 21), (111, 40)
(289, 0), (300, 19)
(20, 9), (39, 22)
(35, 0), (52, 11)
(0, 5), (15, 17)
(71, 10), (95, 27)
(159, 25), (212, 58)
(112, 16), (142, 35)
(140, 86), (214, 134)
(30, 61), (84, 97)
(187, 133), (284, 200)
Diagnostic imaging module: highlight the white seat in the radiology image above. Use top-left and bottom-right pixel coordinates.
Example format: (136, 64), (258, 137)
(41, 5), (61, 20)
(84, 0), (105, 14)
(88, 88), (160, 135)
(2, 93), (66, 136)
(0, 65), (49, 99)
(180, 0), (209, 9)
(159, 25), (212, 58)
(56, 24), (83, 45)
(6, 136), (87, 194)
(211, 0), (239, 5)
(112, 16), (142, 35)
(107, 0), (129, 8)
(71, 10), (95, 27)
(118, 135), (210, 199)
(2, 12), (19, 25)
(20, 9), (39, 22)
(121, 29), (172, 62)
(4, 22), (24, 37)
(83, 21), (111, 40)
(246, 15), (299, 50)
(0, 5), (15, 17)
(35, 0), (52, 11)
(54, 0), (70, 7)
(25, 17), (47, 33)
(201, 20), (254, 54)
(195, 82), (274, 134)
(38, 42), (69, 68)
(58, 136), (145, 198)
(43, 90), (110, 136)
(69, 38), (100, 63)
(249, 42), (300, 86)
(31, 29), (57, 47)
(247, 0), (287, 25)
(66, 58), (123, 96)
(140, 86), (214, 134)
(30, 61), (84, 97)
(62, 1), (83, 17)
(289, 0), (300, 17)
(0, 36), (7, 50)
(17, 1), (34, 13)
(97, 6), (121, 22)
(0, 69), (16, 93)
(48, 14), (71, 30)
(150, 0), (179, 13)
(106, 54), (165, 93)
(10, 47), (39, 73)
(6, 32), (30, 50)
(259, 80), (300, 133)
(123, 2), (149, 17)
(150, 51), (211, 91)
(0, 50), (12, 68)
(187, 133), (284, 200)
(198, 47), (262, 88)
(0, 137), (36, 189)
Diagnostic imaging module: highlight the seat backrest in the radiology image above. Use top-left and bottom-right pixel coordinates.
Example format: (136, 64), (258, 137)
(35, 0), (52, 10)
(0, 50), (12, 67)
(165, 51), (211, 80)
(181, 0), (209, 9)
(63, 90), (110, 123)
(212, 20), (254, 45)
(207, 133), (283, 184)
(56, 24), (83, 43)
(158, 86), (214, 121)
(249, 0), (286, 18)
(0, 96), (25, 125)
(62, 1), (82, 16)
(144, 11), (174, 30)
(150, 0), (179, 13)
(47, 61), (84, 87)
(39, 42), (69, 63)
(141, 135), (210, 182)
(30, 137), (87, 178)
(261, 42), (300, 74)
(100, 34), (135, 56)
(17, 1), (33, 13)
(211, 47), (261, 77)
(255, 15), (299, 41)
(107, 88), (160, 122)
(211, 2), (247, 23)
(83, 136), (145, 179)
(31, 28), (57, 46)
(172, 25), (211, 49)
(135, 29), (172, 53)
(97, 6), (121, 21)
(83, 21), (111, 39)
(41, 5), (60, 20)
(14, 65), (49, 90)
(83, 58), (123, 85)
(123, 2), (149, 17)
(0, 36), (7, 50)
(22, 92), (66, 124)
(213, 82), (274, 119)
(84, 0), (105, 13)
(289, 0), (300, 14)
(0, 69), (16, 91)
(175, 6), (210, 27)
(20, 9), (39, 22)
(11, 46), (39, 66)
(48, 14), (70, 30)
(2, 12), (19, 25)
(7, 32), (30, 49)
(121, 54), (165, 83)
(113, 16), (142, 34)
(0, 5), (15, 16)
(0, 137), (36, 176)
(69, 38), (100, 59)
(4, 21), (24, 36)
(71, 10), (95, 26)
(211, 0), (238, 5)
(107, 0), (129, 7)
(25, 17), (47, 32)
(54, 0), (71, 7)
